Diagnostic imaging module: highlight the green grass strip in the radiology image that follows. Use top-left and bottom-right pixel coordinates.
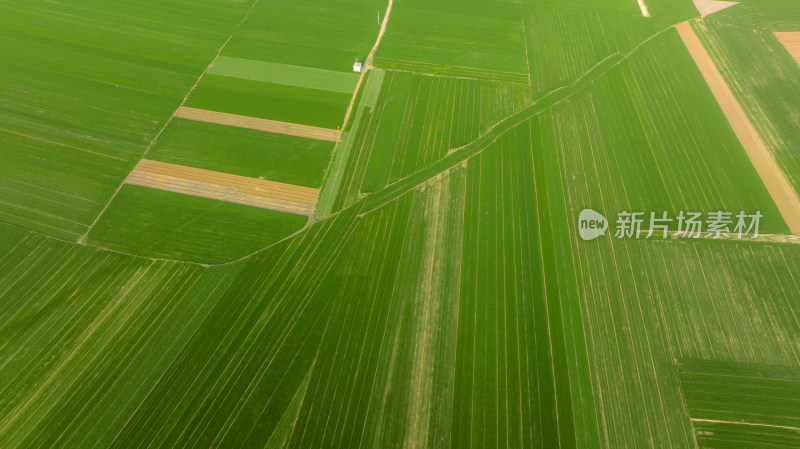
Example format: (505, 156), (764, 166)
(315, 69), (386, 218)
(209, 56), (360, 94)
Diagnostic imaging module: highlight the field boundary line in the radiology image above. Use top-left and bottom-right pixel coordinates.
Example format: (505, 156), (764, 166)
(80, 0), (268, 243)
(690, 418), (800, 432)
(173, 107), (341, 142)
(677, 21), (800, 234)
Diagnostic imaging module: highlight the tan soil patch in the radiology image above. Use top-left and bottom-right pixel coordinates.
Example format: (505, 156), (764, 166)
(677, 22), (800, 234)
(775, 32), (800, 66)
(126, 159), (318, 216)
(174, 107), (341, 142)
(692, 0), (738, 17)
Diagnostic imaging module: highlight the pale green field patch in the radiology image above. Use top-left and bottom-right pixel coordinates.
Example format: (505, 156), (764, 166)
(208, 56), (360, 94)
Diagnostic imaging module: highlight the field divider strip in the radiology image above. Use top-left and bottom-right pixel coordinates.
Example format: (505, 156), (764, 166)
(173, 107), (341, 142)
(126, 160), (318, 216)
(690, 418), (800, 432)
(677, 22), (800, 234)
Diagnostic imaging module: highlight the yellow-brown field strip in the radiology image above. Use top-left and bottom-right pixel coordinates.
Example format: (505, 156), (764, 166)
(677, 22), (800, 234)
(173, 107), (341, 142)
(775, 32), (800, 66)
(126, 159), (318, 216)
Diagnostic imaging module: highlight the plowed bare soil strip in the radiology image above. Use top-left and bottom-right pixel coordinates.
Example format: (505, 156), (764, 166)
(677, 22), (800, 234)
(775, 32), (800, 66)
(126, 160), (318, 216)
(174, 107), (341, 142)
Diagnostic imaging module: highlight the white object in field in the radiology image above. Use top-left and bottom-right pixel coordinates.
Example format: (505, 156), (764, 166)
(638, 0), (651, 17)
(353, 59), (363, 72)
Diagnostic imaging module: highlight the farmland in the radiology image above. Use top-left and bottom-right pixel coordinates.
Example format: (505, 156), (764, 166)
(148, 119), (333, 188)
(372, 0), (529, 82)
(3, 0), (800, 448)
(691, 4), (800, 196)
(0, 0), (258, 240)
(87, 185), (308, 264)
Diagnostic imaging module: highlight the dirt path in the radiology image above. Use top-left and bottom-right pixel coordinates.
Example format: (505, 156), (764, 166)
(677, 22), (800, 235)
(775, 32), (800, 66)
(638, 0), (651, 17)
(174, 107), (341, 142)
(127, 160), (318, 216)
(339, 0), (394, 132)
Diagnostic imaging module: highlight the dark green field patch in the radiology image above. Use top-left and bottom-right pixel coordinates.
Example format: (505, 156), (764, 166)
(221, 0), (386, 73)
(87, 185), (307, 264)
(679, 359), (800, 448)
(185, 75), (351, 129)
(373, 0), (529, 81)
(149, 119), (333, 188)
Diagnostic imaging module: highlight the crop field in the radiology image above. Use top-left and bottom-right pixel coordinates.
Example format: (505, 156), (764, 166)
(330, 71), (531, 211)
(0, 0), (257, 240)
(5, 0), (800, 448)
(87, 185), (308, 264)
(691, 4), (800, 196)
(679, 359), (800, 448)
(221, 0), (387, 73)
(184, 0), (385, 130)
(372, 0), (529, 82)
(184, 76), (353, 130)
(523, 6), (661, 97)
(534, 28), (788, 234)
(148, 119), (333, 188)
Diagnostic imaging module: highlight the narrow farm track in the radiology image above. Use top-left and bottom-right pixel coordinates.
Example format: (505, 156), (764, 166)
(677, 22), (800, 234)
(173, 107), (341, 142)
(127, 160), (318, 216)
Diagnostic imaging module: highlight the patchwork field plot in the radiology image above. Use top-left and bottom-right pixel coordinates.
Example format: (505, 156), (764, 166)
(372, 0), (529, 82)
(183, 0), (385, 132)
(523, 6), (661, 97)
(679, 359), (800, 448)
(691, 5), (800, 201)
(528, 29), (788, 234)
(148, 119), (333, 188)
(328, 71), (531, 212)
(0, 230), (241, 449)
(126, 159), (319, 216)
(0, 0), (257, 240)
(678, 21), (800, 233)
(87, 185), (307, 263)
(185, 76), (353, 130)
(6, 0), (800, 448)
(221, 0), (387, 73)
